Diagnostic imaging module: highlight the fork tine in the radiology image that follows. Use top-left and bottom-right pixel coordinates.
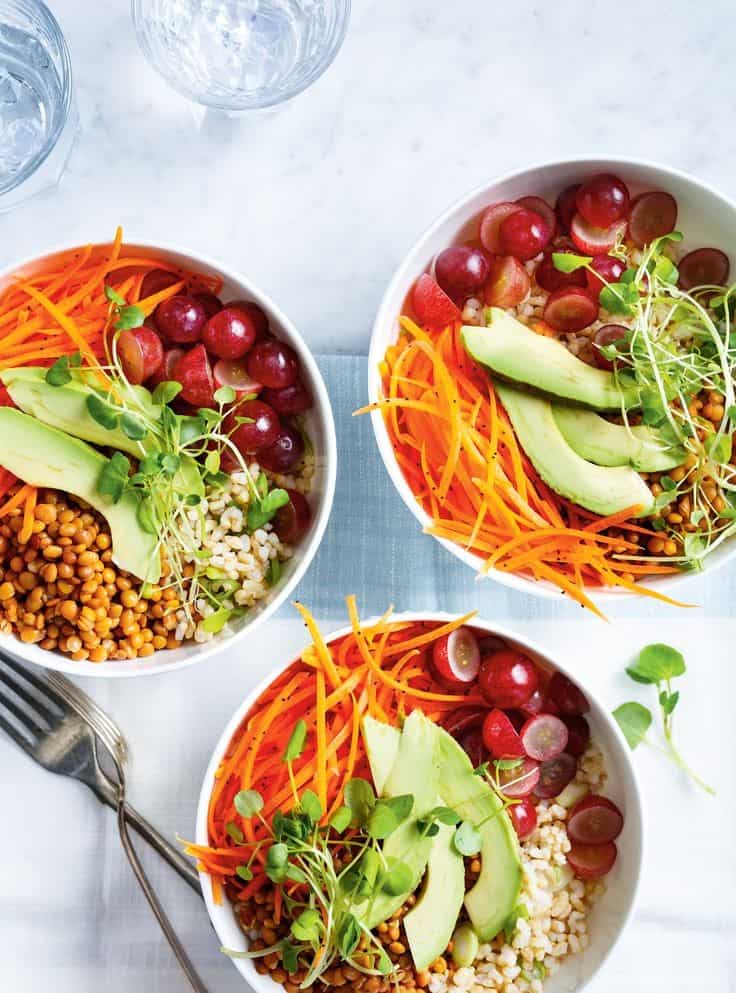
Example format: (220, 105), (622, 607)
(0, 652), (62, 721)
(0, 660), (57, 726)
(47, 672), (128, 764)
(0, 672), (46, 736)
(0, 710), (36, 752)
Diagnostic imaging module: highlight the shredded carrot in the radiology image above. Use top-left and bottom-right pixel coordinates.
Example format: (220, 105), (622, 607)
(18, 486), (37, 543)
(0, 484), (31, 517)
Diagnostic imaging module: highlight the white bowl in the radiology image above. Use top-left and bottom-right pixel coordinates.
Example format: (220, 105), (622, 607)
(0, 239), (337, 677)
(369, 155), (736, 603)
(196, 612), (643, 993)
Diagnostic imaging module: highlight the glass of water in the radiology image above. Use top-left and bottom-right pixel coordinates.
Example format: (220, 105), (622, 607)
(0, 0), (77, 211)
(132, 0), (351, 112)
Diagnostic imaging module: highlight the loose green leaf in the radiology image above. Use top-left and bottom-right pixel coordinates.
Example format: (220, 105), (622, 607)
(453, 820), (482, 856)
(329, 806), (352, 834)
(104, 285), (125, 306)
(660, 688), (680, 716)
(337, 914), (361, 958)
(344, 777), (376, 826)
(300, 789), (323, 823)
(45, 354), (72, 386)
(87, 393), (119, 431)
(290, 908), (322, 943)
(247, 487), (290, 531)
(205, 450), (221, 475)
(214, 385), (237, 406)
(599, 280), (638, 315)
(152, 380), (183, 406)
(425, 805), (460, 826)
(551, 252), (592, 273)
(202, 608), (231, 633)
(280, 940), (300, 973)
(380, 859), (414, 895)
(504, 902), (530, 941)
(266, 842), (288, 868)
(98, 451), (131, 503)
(494, 758), (524, 771)
(265, 557), (282, 587)
(136, 498), (157, 535)
(114, 303), (145, 331)
(225, 821), (244, 843)
(612, 701), (652, 749)
(161, 453), (181, 476)
(234, 789), (264, 819)
(235, 864), (253, 882)
(283, 719), (308, 762)
(120, 412), (147, 441)
(626, 643), (686, 684)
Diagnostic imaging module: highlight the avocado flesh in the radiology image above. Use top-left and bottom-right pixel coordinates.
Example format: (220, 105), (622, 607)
(360, 711), (439, 930)
(362, 715), (401, 794)
(463, 311), (639, 412)
(552, 405), (686, 472)
(433, 724), (521, 943)
(0, 408), (161, 583)
(495, 381), (654, 518)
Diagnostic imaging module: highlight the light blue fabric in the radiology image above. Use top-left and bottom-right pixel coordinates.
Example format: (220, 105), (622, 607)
(292, 356), (732, 622)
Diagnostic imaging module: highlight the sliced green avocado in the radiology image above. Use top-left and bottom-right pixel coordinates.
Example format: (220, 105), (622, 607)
(495, 381), (653, 517)
(553, 404), (686, 472)
(362, 715), (401, 795)
(2, 367), (159, 457)
(463, 310), (640, 412)
(0, 408), (161, 582)
(433, 724), (521, 942)
(362, 711), (439, 929)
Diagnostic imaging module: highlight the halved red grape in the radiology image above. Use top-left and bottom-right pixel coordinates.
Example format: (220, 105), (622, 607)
(570, 214), (627, 255)
(258, 423), (305, 473)
(435, 246), (491, 300)
(499, 208), (552, 261)
(226, 399), (280, 453)
(585, 255), (626, 302)
(411, 273), (461, 328)
(520, 714), (569, 762)
(431, 626), (481, 686)
(477, 635), (508, 657)
(155, 295), (207, 344)
(562, 715), (591, 757)
(260, 380), (312, 415)
(174, 344), (216, 408)
(225, 300), (270, 340)
(195, 292), (223, 319)
(535, 752), (577, 798)
(202, 307), (258, 360)
(141, 269), (179, 299)
(508, 796), (537, 840)
(546, 672), (589, 715)
(576, 174), (630, 228)
(443, 707), (487, 739)
(213, 358), (262, 396)
(568, 841), (617, 880)
(246, 340), (298, 390)
(482, 709), (526, 759)
(497, 757), (540, 798)
(555, 184), (581, 232)
(678, 247), (730, 290)
(273, 489), (311, 542)
(518, 688), (547, 717)
(457, 728), (486, 768)
(567, 795), (624, 845)
(535, 252), (587, 293)
(543, 287), (598, 332)
(516, 196), (556, 239)
(628, 191), (677, 247)
(479, 202), (522, 253)
(147, 347), (185, 391)
(118, 326), (164, 385)
(0, 383), (15, 407)
(484, 256), (531, 308)
(478, 650), (539, 708)
(592, 324), (628, 371)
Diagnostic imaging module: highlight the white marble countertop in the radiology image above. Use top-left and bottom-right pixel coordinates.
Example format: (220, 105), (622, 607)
(1, 1), (735, 992)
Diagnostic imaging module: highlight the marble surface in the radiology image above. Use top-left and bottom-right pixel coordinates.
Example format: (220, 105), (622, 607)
(1, 1), (736, 992)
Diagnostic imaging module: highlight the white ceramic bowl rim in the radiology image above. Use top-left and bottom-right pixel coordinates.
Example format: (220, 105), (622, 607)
(368, 154), (736, 602)
(0, 235), (337, 677)
(196, 611), (644, 993)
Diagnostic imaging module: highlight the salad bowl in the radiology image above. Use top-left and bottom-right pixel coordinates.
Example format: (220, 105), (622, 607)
(368, 156), (736, 606)
(0, 238), (337, 677)
(195, 609), (643, 993)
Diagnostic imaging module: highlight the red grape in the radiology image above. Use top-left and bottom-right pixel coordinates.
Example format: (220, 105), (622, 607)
(225, 300), (270, 340)
(482, 709), (526, 759)
(213, 358), (262, 396)
(202, 307), (258, 360)
(195, 292), (223, 319)
(496, 757), (540, 798)
(518, 688), (546, 717)
(576, 173), (630, 228)
(443, 707), (487, 740)
(543, 287), (598, 332)
(585, 255), (626, 302)
(678, 247), (730, 290)
(227, 399), (280, 453)
(499, 208), (552, 261)
(591, 325), (627, 370)
(546, 672), (589, 715)
(411, 273), (461, 328)
(174, 344), (216, 408)
(147, 347), (185, 391)
(562, 715), (591, 757)
(555, 184), (581, 231)
(246, 340), (299, 390)
(520, 714), (569, 762)
(0, 383), (13, 407)
(516, 196), (556, 238)
(484, 256), (531, 308)
(534, 752), (577, 798)
(260, 380), (312, 415)
(628, 191), (677, 247)
(535, 252), (587, 292)
(258, 423), (305, 473)
(140, 269), (179, 299)
(273, 489), (311, 542)
(478, 649), (539, 708)
(155, 295), (207, 344)
(457, 728), (486, 768)
(567, 795), (624, 845)
(435, 246), (491, 300)
(508, 797), (537, 840)
(118, 326), (164, 385)
(570, 214), (627, 255)
(431, 626), (481, 686)
(479, 202), (521, 254)
(568, 841), (617, 880)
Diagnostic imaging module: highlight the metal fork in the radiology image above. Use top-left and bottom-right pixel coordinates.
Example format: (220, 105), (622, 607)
(0, 652), (210, 993)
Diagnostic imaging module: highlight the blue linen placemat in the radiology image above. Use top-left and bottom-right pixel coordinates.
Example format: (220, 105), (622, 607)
(291, 356), (733, 623)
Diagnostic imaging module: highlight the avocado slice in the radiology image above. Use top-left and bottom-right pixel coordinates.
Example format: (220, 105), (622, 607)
(552, 404), (686, 472)
(362, 715), (401, 794)
(463, 311), (639, 412)
(361, 711), (439, 929)
(433, 724), (521, 942)
(495, 381), (653, 517)
(0, 408), (161, 582)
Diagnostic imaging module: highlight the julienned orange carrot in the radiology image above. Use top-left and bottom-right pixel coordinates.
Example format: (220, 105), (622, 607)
(18, 487), (37, 544)
(191, 600), (495, 905)
(357, 315), (689, 615)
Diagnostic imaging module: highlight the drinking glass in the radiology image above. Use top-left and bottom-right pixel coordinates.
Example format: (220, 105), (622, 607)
(0, 0), (77, 211)
(132, 0), (350, 112)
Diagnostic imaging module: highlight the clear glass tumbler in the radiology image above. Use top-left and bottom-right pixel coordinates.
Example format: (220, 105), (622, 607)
(132, 0), (351, 112)
(0, 0), (77, 211)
